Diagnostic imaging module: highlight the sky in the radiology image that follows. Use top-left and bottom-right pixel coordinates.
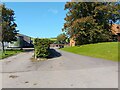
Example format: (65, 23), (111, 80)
(3, 2), (120, 38)
(4, 2), (67, 38)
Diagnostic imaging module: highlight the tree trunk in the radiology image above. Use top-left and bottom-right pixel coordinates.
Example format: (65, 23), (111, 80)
(1, 41), (5, 53)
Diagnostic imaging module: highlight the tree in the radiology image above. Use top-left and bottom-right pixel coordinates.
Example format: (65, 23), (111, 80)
(34, 38), (51, 58)
(0, 4), (18, 52)
(57, 33), (67, 44)
(63, 2), (120, 45)
(0, 4), (2, 44)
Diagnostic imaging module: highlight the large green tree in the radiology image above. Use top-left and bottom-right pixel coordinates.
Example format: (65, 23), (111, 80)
(63, 2), (120, 45)
(0, 4), (18, 52)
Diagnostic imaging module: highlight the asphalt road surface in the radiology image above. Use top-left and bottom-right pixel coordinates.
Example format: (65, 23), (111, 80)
(0, 48), (118, 88)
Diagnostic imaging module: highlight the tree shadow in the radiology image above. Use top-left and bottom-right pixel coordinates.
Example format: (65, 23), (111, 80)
(47, 49), (62, 59)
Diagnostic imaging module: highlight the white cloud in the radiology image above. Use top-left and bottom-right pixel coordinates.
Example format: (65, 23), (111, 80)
(48, 9), (58, 14)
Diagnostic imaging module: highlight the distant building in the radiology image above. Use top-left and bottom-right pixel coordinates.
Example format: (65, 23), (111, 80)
(111, 24), (120, 35)
(111, 24), (120, 42)
(9, 34), (34, 48)
(70, 36), (76, 47)
(50, 44), (64, 48)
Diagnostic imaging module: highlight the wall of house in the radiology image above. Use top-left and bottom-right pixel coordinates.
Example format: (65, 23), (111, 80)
(111, 24), (120, 34)
(111, 24), (120, 42)
(8, 34), (33, 48)
(70, 37), (75, 46)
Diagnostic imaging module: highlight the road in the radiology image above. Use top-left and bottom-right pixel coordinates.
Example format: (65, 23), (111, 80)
(0, 48), (118, 88)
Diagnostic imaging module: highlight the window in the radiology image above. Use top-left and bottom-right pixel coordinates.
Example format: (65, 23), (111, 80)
(117, 26), (119, 29)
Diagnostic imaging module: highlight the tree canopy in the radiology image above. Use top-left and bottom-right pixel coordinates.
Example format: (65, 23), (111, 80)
(56, 33), (68, 44)
(63, 2), (120, 45)
(0, 4), (18, 51)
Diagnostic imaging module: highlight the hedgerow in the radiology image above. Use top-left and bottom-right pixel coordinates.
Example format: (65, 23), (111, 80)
(34, 38), (51, 58)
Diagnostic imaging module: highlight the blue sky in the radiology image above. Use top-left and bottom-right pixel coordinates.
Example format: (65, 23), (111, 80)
(3, 2), (120, 38)
(5, 2), (67, 38)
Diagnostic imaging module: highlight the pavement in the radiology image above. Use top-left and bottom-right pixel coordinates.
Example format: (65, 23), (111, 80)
(0, 48), (118, 88)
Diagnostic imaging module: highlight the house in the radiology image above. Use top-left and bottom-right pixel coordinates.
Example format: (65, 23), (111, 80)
(50, 44), (64, 48)
(70, 37), (76, 46)
(70, 35), (76, 47)
(111, 24), (120, 35)
(9, 34), (34, 48)
(111, 24), (120, 42)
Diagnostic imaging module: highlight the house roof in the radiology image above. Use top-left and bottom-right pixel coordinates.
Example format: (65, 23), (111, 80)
(17, 33), (31, 38)
(17, 33), (32, 42)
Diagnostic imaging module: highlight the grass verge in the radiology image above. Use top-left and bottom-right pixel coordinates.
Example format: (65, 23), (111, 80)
(0, 49), (24, 59)
(61, 42), (119, 62)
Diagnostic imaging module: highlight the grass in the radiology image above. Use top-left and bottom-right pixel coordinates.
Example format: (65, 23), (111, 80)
(0, 49), (24, 59)
(61, 42), (119, 62)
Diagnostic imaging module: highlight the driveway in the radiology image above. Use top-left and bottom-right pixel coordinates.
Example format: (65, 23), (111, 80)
(0, 48), (118, 88)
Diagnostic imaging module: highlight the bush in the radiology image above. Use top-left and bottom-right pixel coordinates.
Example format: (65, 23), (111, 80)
(34, 38), (51, 58)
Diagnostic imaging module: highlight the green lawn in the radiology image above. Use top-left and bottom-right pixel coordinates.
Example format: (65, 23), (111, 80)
(61, 42), (119, 61)
(0, 49), (24, 59)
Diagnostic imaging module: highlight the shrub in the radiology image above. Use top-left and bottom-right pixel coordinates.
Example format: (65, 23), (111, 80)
(34, 38), (51, 58)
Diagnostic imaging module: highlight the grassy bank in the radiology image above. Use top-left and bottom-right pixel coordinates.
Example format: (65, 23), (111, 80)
(0, 49), (24, 59)
(61, 42), (119, 61)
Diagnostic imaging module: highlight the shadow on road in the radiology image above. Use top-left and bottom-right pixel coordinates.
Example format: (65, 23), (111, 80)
(48, 49), (61, 59)
(7, 48), (34, 52)
(23, 48), (34, 52)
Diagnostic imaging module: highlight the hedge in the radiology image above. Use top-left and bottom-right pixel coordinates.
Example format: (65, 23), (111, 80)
(34, 38), (51, 58)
